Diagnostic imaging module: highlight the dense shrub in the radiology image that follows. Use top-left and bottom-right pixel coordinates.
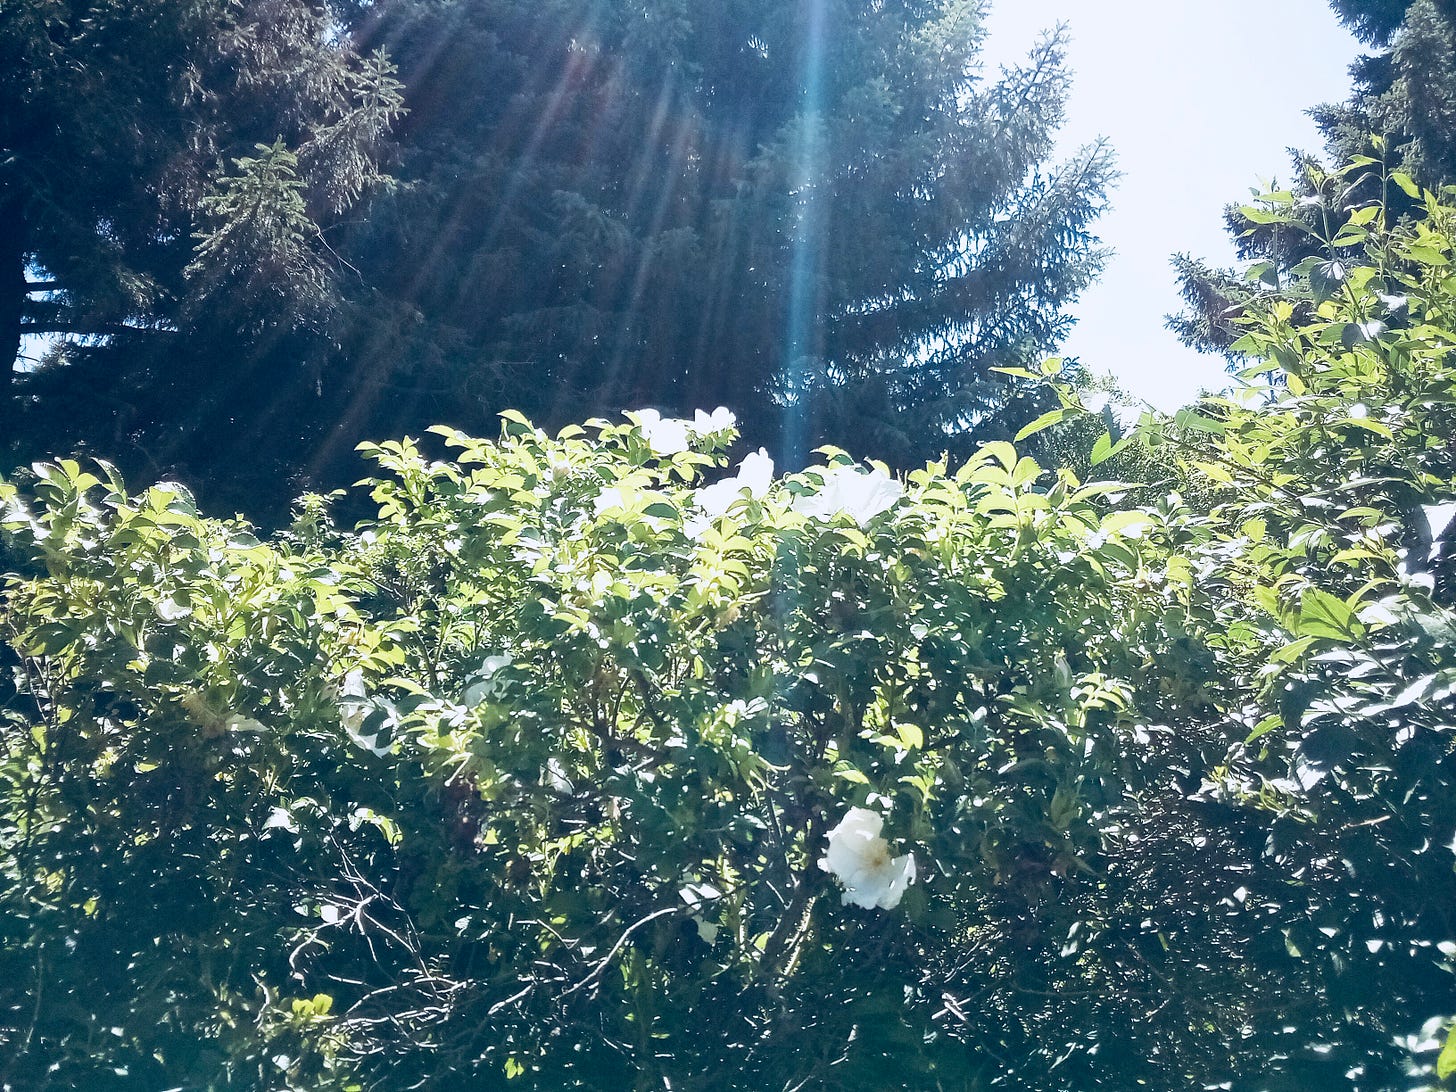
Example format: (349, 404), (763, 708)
(3, 162), (1456, 1090)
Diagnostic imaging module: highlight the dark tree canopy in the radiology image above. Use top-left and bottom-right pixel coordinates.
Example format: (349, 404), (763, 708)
(4, 0), (1107, 522)
(1, 0), (403, 464)
(1314, 0), (1456, 184)
(334, 0), (1110, 471)
(1328, 0), (1413, 44)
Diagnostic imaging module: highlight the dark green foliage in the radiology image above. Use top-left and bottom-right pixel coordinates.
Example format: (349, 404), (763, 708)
(1314, 0), (1456, 183)
(331, 0), (1111, 469)
(1034, 180), (1456, 1087)
(1166, 155), (1369, 359)
(1, 0), (403, 492)
(5, 178), (1456, 1088)
(1167, 251), (1266, 356)
(6, 0), (1108, 523)
(1328, 0), (1413, 44)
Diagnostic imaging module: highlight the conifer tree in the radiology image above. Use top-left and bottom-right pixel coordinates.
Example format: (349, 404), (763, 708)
(1316, 0), (1456, 184)
(6, 0), (1110, 516)
(336, 0), (1112, 468)
(0, 0), (403, 443)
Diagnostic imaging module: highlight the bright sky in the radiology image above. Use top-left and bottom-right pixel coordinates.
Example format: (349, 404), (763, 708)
(979, 1), (1362, 411)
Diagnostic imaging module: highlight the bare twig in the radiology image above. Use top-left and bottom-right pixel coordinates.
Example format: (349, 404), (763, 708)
(559, 905), (685, 999)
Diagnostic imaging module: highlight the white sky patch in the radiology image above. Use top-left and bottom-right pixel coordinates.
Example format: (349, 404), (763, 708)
(979, 0), (1360, 412)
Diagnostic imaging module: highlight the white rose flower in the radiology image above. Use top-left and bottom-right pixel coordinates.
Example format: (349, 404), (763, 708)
(793, 465), (903, 526)
(692, 406), (737, 434)
(695, 480), (740, 521)
(633, 409), (691, 456)
(694, 448), (775, 520)
(818, 806), (916, 910)
(735, 448), (774, 495)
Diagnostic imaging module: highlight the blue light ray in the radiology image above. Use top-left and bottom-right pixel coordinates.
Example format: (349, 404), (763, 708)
(782, 0), (829, 467)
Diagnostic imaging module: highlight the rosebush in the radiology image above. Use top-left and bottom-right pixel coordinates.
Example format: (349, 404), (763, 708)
(0, 404), (1221, 1089)
(2, 161), (1456, 1091)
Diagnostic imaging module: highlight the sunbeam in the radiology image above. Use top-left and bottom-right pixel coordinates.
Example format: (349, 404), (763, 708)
(781, 0), (829, 467)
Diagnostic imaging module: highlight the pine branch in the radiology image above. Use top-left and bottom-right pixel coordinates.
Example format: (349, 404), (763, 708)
(19, 321), (169, 337)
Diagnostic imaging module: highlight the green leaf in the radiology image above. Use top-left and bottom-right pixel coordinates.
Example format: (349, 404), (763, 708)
(1100, 510), (1154, 536)
(1237, 205), (1288, 225)
(1245, 714), (1282, 744)
(1438, 1021), (1456, 1080)
(1253, 584), (1282, 618)
(498, 409), (535, 436)
(1010, 456), (1042, 489)
(1339, 415), (1393, 438)
(1271, 636), (1318, 665)
(895, 722), (924, 751)
(1194, 460), (1235, 486)
(1346, 321), (1388, 350)
(1309, 260), (1347, 300)
(1392, 171), (1421, 198)
(1173, 408), (1226, 435)
(1405, 245), (1449, 266)
(1014, 408), (1070, 442)
(1295, 588), (1363, 641)
(1247, 260), (1280, 288)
